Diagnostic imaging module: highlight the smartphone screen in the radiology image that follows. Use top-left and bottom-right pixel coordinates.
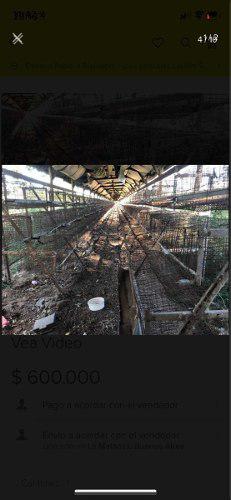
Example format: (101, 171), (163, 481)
(1, 2), (229, 499)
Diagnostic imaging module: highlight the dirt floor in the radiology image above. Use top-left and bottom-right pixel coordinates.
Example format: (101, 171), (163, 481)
(2, 205), (228, 336)
(2, 208), (122, 335)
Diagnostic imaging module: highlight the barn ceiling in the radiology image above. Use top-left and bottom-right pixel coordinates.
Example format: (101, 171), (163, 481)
(51, 165), (168, 200)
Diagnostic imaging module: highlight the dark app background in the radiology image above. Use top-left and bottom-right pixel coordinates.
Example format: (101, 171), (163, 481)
(0, 2), (229, 499)
(0, 337), (229, 499)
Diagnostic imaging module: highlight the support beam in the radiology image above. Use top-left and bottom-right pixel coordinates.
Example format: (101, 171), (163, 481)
(49, 166), (54, 211)
(71, 179), (75, 204)
(5, 199), (64, 209)
(144, 187), (228, 209)
(172, 166), (179, 196)
(156, 180), (162, 196)
(2, 208), (26, 239)
(195, 223), (208, 285)
(134, 165), (188, 195)
(179, 262), (229, 335)
(2, 229), (11, 283)
(194, 165), (203, 193)
(63, 192), (67, 222)
(56, 192), (67, 209)
(158, 243), (196, 277)
(2, 167), (74, 193)
(2, 174), (11, 283)
(145, 309), (228, 322)
(22, 188), (33, 239)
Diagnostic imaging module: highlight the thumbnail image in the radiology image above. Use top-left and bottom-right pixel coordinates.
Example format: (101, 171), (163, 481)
(1, 165), (229, 335)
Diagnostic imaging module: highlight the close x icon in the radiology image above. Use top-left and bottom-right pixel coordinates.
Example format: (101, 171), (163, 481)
(11, 33), (24, 45)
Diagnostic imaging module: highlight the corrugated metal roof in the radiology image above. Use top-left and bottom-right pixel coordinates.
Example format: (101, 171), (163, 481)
(31, 165), (169, 200)
(52, 165), (86, 180)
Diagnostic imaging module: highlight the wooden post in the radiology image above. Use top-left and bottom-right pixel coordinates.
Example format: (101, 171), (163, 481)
(172, 168), (179, 209)
(173, 166), (179, 195)
(194, 165), (203, 192)
(22, 187), (33, 239)
(156, 180), (162, 196)
(195, 225), (207, 285)
(2, 228), (11, 283)
(2, 175), (12, 282)
(2, 173), (8, 201)
(208, 169), (216, 191)
(49, 167), (54, 211)
(71, 180), (75, 206)
(64, 192), (67, 222)
(179, 262), (229, 335)
(145, 309), (228, 322)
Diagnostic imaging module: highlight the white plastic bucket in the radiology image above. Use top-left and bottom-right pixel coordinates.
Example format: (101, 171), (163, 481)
(87, 297), (105, 311)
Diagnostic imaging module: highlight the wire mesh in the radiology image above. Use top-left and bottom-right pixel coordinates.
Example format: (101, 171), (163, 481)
(2, 177), (111, 281)
(121, 203), (228, 334)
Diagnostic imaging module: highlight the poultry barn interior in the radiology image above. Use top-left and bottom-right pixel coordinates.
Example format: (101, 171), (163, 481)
(2, 164), (229, 335)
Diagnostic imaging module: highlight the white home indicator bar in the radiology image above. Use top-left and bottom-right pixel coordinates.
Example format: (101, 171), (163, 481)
(74, 490), (157, 496)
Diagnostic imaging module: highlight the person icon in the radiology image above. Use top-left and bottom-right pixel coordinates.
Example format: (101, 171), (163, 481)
(16, 429), (27, 441)
(17, 399), (27, 411)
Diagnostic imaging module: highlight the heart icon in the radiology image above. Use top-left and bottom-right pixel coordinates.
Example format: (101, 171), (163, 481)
(152, 37), (164, 48)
